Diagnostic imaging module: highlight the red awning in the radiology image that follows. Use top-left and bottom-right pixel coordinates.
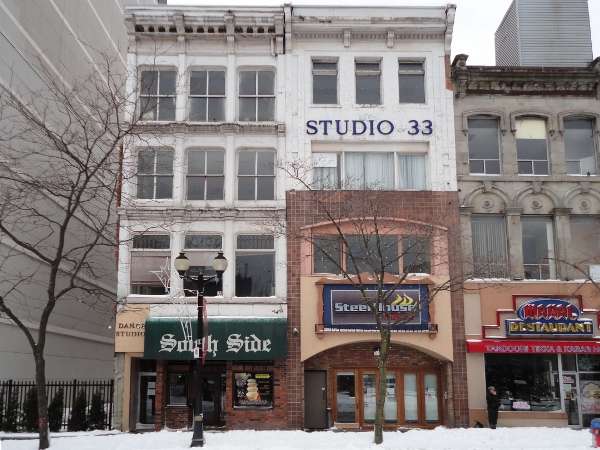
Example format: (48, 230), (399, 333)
(466, 339), (600, 354)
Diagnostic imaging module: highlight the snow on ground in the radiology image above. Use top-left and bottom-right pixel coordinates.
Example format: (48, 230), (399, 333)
(0, 427), (594, 450)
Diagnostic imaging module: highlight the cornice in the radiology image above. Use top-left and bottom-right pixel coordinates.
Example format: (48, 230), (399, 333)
(132, 122), (285, 135)
(119, 206), (285, 222)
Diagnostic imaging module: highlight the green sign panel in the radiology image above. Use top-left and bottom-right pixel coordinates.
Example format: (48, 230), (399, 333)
(143, 317), (287, 361)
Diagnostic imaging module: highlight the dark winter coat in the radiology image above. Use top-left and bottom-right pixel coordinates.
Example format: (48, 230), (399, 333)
(486, 391), (501, 411)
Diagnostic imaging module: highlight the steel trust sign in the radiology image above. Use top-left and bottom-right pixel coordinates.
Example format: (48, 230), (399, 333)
(505, 298), (593, 336)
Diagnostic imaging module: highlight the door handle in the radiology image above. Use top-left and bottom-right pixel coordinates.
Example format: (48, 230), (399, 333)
(322, 387), (326, 403)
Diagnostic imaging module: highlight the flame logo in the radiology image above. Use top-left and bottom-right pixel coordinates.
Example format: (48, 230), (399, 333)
(391, 294), (415, 306)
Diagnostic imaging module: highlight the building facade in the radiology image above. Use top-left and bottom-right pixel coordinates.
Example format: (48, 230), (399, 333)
(495, 0), (593, 67)
(115, 6), (289, 431)
(453, 54), (600, 427)
(0, 0), (156, 382)
(285, 5), (468, 429)
(115, 3), (468, 432)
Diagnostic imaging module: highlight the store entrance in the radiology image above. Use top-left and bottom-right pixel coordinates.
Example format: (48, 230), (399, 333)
(198, 364), (226, 427)
(334, 368), (441, 428)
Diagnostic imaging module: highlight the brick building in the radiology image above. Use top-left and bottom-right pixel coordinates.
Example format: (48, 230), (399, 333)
(453, 54), (600, 427)
(113, 4), (467, 432)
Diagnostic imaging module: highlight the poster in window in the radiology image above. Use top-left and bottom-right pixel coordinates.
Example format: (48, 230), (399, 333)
(233, 372), (273, 409)
(581, 381), (600, 414)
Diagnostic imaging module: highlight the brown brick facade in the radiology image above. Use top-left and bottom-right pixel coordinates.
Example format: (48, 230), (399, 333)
(286, 190), (468, 428)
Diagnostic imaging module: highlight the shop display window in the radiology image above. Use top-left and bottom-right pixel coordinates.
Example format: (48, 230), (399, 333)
(485, 354), (560, 411)
(169, 373), (188, 405)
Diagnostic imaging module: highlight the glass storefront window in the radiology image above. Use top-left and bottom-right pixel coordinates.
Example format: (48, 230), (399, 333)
(404, 374), (418, 423)
(363, 373), (376, 424)
(336, 372), (356, 423)
(424, 374), (439, 423)
(385, 374), (398, 424)
(169, 373), (188, 405)
(578, 355), (600, 372)
(485, 354), (560, 411)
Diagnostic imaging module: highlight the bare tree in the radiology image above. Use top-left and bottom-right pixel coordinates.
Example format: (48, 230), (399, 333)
(0, 54), (142, 449)
(262, 159), (466, 444)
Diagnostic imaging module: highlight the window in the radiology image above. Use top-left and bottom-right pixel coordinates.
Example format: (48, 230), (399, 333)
(137, 150), (174, 199)
(139, 70), (176, 121)
(521, 216), (555, 279)
(355, 61), (381, 104)
(313, 236), (341, 274)
(468, 117), (501, 175)
(345, 235), (399, 274)
(183, 234), (223, 296)
(186, 150), (224, 200)
(239, 71), (275, 121)
(398, 62), (425, 104)
(312, 60), (338, 104)
(564, 118), (597, 175)
(402, 237), (431, 273)
(189, 70), (225, 122)
(485, 354), (560, 412)
(516, 118), (548, 175)
(238, 151), (275, 200)
(471, 215), (508, 278)
(169, 373), (188, 405)
(130, 235), (170, 295)
(313, 152), (426, 190)
(570, 216), (600, 266)
(235, 235), (275, 297)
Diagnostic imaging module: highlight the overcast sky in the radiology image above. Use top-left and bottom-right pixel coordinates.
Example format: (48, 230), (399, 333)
(166, 0), (600, 66)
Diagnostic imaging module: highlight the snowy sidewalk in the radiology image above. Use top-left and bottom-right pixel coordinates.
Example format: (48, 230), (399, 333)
(0, 427), (594, 450)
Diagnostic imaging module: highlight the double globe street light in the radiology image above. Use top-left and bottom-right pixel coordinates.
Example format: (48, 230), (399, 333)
(174, 250), (228, 448)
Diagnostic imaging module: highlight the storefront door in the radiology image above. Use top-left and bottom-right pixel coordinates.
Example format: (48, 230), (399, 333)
(334, 369), (441, 427)
(305, 371), (328, 429)
(138, 372), (156, 428)
(200, 365), (226, 427)
(562, 373), (579, 426)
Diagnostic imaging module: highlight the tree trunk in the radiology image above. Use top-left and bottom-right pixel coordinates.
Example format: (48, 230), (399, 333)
(374, 331), (390, 444)
(34, 349), (50, 449)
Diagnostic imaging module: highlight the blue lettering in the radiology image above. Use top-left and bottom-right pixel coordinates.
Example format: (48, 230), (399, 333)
(306, 120), (318, 135)
(335, 120), (349, 135)
(377, 120), (394, 135)
(352, 120), (367, 135)
(319, 120), (333, 135)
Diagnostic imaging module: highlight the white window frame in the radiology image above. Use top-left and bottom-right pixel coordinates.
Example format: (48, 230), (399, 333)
(516, 118), (549, 175)
(136, 149), (174, 199)
(189, 69), (226, 122)
(237, 150), (276, 200)
(312, 59), (338, 105)
(139, 70), (177, 121)
(355, 59), (381, 105)
(563, 118), (597, 175)
(186, 150), (225, 200)
(398, 61), (425, 104)
(467, 117), (501, 175)
(238, 70), (275, 121)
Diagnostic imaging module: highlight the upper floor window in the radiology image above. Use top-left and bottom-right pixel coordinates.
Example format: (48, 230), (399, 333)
(355, 60), (381, 105)
(137, 150), (174, 199)
(238, 151), (275, 200)
(569, 216), (600, 266)
(521, 216), (555, 279)
(471, 215), (508, 278)
(402, 237), (431, 274)
(140, 70), (176, 121)
(564, 118), (597, 175)
(516, 118), (548, 175)
(187, 150), (224, 200)
(183, 234), (223, 296)
(239, 71), (275, 121)
(130, 234), (170, 295)
(313, 235), (431, 275)
(398, 61), (425, 104)
(236, 235), (275, 297)
(189, 70), (225, 122)
(312, 60), (338, 104)
(468, 117), (501, 175)
(312, 152), (426, 190)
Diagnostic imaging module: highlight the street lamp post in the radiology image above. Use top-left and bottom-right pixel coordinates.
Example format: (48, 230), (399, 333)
(174, 250), (228, 448)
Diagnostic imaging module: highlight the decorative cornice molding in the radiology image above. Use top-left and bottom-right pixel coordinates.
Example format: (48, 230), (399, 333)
(133, 122), (285, 135)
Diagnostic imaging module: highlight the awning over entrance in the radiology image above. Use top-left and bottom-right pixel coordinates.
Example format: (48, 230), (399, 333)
(144, 317), (287, 360)
(467, 339), (600, 354)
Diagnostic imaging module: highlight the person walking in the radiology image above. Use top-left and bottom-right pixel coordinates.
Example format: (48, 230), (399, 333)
(486, 386), (501, 429)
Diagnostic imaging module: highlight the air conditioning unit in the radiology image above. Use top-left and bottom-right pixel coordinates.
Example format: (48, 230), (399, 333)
(589, 265), (600, 281)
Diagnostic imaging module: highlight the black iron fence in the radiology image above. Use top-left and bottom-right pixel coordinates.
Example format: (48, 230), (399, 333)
(0, 379), (113, 431)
